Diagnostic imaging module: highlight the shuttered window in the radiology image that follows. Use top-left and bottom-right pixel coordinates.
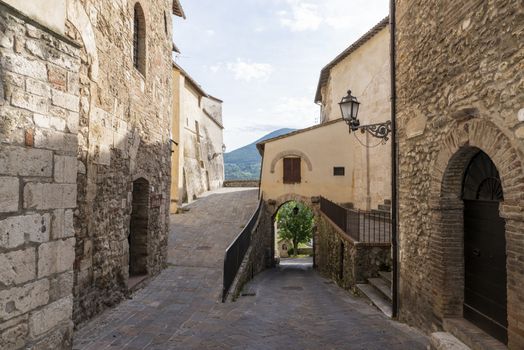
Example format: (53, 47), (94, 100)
(283, 158), (301, 184)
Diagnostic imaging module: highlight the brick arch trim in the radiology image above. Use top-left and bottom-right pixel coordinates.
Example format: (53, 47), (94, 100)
(429, 119), (524, 211)
(269, 193), (317, 218)
(269, 150), (313, 174)
(427, 118), (524, 345)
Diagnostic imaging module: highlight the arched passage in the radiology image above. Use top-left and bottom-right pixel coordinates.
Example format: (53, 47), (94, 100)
(271, 196), (317, 268)
(129, 178), (149, 281)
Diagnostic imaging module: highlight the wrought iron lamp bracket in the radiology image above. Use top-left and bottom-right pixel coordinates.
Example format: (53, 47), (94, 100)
(345, 120), (392, 142)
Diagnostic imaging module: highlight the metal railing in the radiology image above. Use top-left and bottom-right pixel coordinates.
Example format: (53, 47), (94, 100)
(320, 197), (391, 243)
(222, 199), (262, 302)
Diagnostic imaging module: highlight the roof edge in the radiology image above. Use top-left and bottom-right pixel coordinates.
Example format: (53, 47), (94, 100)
(256, 119), (345, 155)
(314, 16), (389, 103)
(172, 0), (186, 18)
(173, 62), (208, 97)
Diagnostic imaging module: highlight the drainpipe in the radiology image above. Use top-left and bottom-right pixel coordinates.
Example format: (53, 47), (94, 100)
(389, 0), (399, 319)
(257, 145), (264, 199)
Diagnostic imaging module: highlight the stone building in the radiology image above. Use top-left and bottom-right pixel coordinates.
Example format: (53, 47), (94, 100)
(170, 63), (224, 211)
(0, 0), (184, 348)
(258, 18), (391, 211)
(395, 1), (523, 348)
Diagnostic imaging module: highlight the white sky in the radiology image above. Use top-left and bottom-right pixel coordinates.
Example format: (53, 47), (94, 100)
(173, 0), (389, 151)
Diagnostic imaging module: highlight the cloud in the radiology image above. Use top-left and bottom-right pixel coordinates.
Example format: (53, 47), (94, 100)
(226, 59), (274, 82)
(205, 29), (215, 36)
(276, 0), (388, 32)
(278, 1), (322, 32)
(272, 96), (318, 122)
(209, 63), (222, 73)
(235, 124), (287, 133)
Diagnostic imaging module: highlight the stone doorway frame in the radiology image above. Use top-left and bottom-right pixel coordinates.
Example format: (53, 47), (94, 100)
(428, 119), (524, 347)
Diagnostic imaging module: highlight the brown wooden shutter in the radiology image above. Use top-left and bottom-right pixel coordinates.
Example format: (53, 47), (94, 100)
(283, 158), (292, 183)
(283, 157), (301, 184)
(292, 158), (301, 183)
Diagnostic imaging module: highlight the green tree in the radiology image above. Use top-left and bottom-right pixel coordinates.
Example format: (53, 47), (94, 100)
(276, 201), (314, 257)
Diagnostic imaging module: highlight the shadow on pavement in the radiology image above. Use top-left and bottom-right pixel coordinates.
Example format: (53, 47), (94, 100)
(278, 257), (313, 271)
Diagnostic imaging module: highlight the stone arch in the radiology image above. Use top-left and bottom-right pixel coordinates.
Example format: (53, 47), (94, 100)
(268, 194), (319, 266)
(427, 118), (524, 345)
(269, 150), (313, 174)
(269, 193), (316, 217)
(66, 1), (99, 82)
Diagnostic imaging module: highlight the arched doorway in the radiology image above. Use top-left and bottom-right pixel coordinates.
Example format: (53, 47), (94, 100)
(462, 151), (507, 344)
(129, 178), (149, 285)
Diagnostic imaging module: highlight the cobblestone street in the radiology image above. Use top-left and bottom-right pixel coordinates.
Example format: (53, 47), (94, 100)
(73, 188), (427, 350)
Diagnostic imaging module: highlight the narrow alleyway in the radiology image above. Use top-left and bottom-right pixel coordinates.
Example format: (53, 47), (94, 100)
(73, 187), (427, 350)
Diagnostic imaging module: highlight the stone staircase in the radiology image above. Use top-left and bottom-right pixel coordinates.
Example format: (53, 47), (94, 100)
(356, 270), (392, 318)
(371, 199), (391, 215)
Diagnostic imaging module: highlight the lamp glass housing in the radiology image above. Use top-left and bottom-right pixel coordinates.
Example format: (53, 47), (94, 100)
(339, 90), (360, 122)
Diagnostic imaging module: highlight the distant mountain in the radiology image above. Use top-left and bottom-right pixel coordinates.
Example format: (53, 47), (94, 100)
(224, 128), (296, 180)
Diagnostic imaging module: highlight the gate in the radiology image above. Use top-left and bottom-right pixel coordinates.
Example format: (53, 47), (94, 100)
(462, 151), (507, 344)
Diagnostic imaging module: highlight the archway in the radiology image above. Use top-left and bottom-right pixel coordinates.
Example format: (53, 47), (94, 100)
(272, 200), (315, 269)
(129, 178), (149, 286)
(462, 150), (507, 343)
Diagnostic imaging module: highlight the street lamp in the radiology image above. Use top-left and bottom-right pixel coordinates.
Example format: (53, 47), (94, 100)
(339, 90), (392, 141)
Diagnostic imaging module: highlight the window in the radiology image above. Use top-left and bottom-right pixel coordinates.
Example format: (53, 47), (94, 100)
(133, 3), (146, 75)
(283, 157), (301, 184)
(333, 166), (345, 176)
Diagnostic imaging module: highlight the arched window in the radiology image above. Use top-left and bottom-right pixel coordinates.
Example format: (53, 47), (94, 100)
(133, 3), (146, 75)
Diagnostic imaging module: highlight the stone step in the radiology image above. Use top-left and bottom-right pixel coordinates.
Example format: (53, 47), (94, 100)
(430, 332), (470, 350)
(443, 318), (506, 350)
(378, 204), (391, 212)
(356, 283), (392, 318)
(368, 277), (392, 301)
(378, 270), (392, 284)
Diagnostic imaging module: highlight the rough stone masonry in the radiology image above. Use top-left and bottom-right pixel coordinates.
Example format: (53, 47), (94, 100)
(0, 0), (177, 348)
(395, 0), (524, 348)
(0, 4), (80, 348)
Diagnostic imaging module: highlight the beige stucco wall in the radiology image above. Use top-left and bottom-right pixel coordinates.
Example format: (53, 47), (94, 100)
(176, 74), (224, 203)
(259, 120), (390, 210)
(321, 26), (390, 126)
(260, 25), (391, 210)
(3, 0), (66, 34)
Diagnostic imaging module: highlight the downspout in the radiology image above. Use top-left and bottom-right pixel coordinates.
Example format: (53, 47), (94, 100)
(389, 0), (399, 319)
(257, 144), (264, 199)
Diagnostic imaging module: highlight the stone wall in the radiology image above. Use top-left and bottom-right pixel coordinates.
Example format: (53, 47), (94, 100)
(395, 1), (524, 348)
(65, 0), (174, 326)
(315, 213), (391, 291)
(0, 4), (80, 348)
(223, 180), (259, 188)
(227, 200), (273, 301)
(179, 86), (224, 203)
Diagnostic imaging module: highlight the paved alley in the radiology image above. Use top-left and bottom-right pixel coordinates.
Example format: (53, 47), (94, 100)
(73, 187), (427, 350)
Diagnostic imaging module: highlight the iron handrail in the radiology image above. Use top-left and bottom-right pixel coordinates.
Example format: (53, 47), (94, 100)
(222, 198), (263, 302)
(320, 196), (391, 243)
